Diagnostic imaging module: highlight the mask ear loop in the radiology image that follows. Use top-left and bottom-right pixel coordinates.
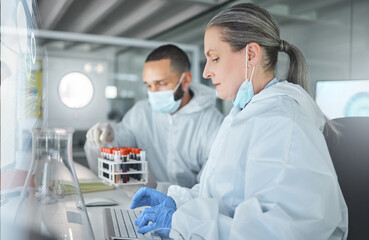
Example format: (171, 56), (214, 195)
(250, 65), (255, 83)
(246, 44), (255, 85)
(245, 44), (255, 82)
(173, 73), (185, 92)
(245, 44), (249, 82)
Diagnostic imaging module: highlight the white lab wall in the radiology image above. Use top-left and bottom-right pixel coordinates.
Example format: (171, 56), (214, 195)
(352, 0), (369, 80)
(116, 48), (150, 102)
(44, 55), (109, 130)
(276, 1), (369, 97)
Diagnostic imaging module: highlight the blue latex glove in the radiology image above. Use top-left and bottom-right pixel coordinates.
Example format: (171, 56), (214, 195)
(130, 187), (173, 209)
(130, 187), (177, 235)
(134, 202), (174, 234)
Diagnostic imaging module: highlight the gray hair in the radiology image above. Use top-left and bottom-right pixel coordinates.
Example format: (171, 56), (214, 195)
(206, 3), (308, 91)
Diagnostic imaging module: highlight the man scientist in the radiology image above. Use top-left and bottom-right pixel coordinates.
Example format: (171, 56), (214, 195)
(84, 44), (224, 192)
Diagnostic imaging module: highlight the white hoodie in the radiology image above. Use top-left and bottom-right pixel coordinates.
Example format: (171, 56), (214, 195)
(85, 83), (224, 190)
(168, 80), (348, 240)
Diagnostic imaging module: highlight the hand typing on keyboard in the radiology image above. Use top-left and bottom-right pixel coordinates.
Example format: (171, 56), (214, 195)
(130, 187), (176, 235)
(130, 187), (170, 208)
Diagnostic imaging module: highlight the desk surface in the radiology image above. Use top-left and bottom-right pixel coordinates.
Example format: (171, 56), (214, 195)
(84, 187), (142, 240)
(76, 162), (144, 240)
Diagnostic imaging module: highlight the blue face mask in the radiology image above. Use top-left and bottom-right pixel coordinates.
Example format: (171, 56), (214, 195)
(148, 73), (184, 114)
(232, 44), (255, 109)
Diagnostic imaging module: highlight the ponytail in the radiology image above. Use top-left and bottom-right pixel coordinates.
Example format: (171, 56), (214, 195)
(280, 40), (309, 92)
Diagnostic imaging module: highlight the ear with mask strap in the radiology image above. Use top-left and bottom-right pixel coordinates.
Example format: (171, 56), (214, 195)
(232, 44), (256, 109)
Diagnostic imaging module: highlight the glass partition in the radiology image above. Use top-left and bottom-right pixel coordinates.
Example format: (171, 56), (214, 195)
(152, 0), (369, 115)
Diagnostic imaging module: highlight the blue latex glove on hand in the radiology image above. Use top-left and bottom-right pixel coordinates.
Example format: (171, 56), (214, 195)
(134, 204), (174, 234)
(130, 187), (175, 209)
(130, 187), (176, 235)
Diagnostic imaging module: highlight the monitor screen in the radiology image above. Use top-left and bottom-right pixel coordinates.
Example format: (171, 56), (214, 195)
(315, 79), (369, 119)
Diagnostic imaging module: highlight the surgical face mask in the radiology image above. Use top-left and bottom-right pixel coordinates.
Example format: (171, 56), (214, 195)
(148, 73), (184, 114)
(232, 44), (255, 109)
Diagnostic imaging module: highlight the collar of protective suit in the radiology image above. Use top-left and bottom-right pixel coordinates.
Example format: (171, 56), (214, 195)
(174, 83), (217, 115)
(247, 80), (326, 131)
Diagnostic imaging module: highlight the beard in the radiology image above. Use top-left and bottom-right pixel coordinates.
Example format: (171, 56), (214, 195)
(173, 84), (185, 101)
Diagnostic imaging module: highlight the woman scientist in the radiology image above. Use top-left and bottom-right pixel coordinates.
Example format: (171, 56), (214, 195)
(131, 3), (348, 239)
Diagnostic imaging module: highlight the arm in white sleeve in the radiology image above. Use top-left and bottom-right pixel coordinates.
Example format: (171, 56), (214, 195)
(171, 117), (347, 240)
(168, 184), (200, 209)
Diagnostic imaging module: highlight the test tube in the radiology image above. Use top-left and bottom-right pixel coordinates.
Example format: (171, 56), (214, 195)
(113, 149), (121, 162)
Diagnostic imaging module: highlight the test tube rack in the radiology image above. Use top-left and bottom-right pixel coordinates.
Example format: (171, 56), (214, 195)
(98, 148), (148, 186)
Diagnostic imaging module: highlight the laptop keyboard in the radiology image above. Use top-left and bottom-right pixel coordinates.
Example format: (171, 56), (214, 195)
(104, 208), (142, 239)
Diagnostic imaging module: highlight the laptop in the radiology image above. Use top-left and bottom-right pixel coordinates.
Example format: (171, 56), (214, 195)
(103, 208), (144, 240)
(103, 208), (178, 240)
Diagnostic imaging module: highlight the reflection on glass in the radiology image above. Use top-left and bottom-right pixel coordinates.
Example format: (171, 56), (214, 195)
(16, 1), (28, 53)
(30, 32), (36, 63)
(59, 72), (94, 108)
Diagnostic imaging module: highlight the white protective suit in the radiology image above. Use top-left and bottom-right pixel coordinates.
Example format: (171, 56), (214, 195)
(85, 83), (224, 189)
(168, 80), (348, 240)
